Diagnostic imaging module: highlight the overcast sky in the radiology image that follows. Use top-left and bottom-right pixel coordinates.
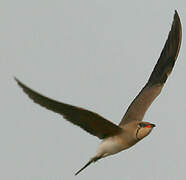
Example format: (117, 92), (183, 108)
(1, 0), (186, 179)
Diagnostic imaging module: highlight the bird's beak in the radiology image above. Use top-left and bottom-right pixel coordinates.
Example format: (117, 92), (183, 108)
(150, 123), (156, 128)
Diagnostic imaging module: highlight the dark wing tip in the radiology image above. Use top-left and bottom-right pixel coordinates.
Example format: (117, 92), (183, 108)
(147, 10), (182, 85)
(164, 10), (182, 62)
(173, 10), (182, 59)
(174, 10), (180, 20)
(14, 77), (18, 82)
(14, 77), (29, 92)
(14, 77), (22, 88)
(14, 77), (20, 85)
(174, 10), (178, 16)
(174, 9), (182, 33)
(14, 77), (22, 86)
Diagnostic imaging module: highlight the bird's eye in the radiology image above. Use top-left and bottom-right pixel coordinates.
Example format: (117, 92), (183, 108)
(138, 123), (146, 128)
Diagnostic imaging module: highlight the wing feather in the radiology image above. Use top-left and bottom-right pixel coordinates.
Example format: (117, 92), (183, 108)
(120, 10), (182, 126)
(15, 78), (122, 139)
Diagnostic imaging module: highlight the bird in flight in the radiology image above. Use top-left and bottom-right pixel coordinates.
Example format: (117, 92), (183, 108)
(15, 10), (182, 175)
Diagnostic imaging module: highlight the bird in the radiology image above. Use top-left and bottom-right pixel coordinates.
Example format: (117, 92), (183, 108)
(15, 10), (182, 175)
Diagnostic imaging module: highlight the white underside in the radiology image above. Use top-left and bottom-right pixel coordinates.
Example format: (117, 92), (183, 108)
(96, 136), (128, 158)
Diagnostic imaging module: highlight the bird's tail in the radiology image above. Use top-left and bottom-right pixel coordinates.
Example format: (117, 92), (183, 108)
(75, 156), (101, 176)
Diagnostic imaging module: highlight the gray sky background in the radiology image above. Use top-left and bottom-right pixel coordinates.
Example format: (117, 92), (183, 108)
(1, 0), (186, 179)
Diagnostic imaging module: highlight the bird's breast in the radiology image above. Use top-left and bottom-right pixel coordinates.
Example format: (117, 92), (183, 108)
(96, 135), (134, 157)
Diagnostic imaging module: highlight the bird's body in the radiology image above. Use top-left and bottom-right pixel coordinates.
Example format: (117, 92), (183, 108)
(97, 125), (137, 157)
(15, 10), (182, 175)
(96, 121), (152, 156)
(97, 135), (127, 158)
(74, 121), (155, 175)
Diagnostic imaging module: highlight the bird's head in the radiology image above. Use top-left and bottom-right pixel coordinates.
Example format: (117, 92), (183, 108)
(135, 122), (156, 140)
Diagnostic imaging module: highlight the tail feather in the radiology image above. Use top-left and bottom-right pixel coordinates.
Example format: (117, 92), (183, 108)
(75, 156), (101, 176)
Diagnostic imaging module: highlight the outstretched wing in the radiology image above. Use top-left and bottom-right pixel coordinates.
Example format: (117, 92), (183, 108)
(15, 78), (122, 139)
(119, 10), (182, 126)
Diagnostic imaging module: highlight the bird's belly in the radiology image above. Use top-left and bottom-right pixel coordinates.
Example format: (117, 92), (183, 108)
(96, 136), (130, 157)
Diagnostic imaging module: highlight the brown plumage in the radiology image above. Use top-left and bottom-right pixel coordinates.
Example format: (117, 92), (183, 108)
(14, 77), (122, 139)
(15, 10), (182, 175)
(120, 10), (182, 125)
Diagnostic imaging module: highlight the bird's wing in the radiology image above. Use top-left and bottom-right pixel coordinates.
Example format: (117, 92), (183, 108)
(119, 10), (182, 126)
(15, 78), (122, 139)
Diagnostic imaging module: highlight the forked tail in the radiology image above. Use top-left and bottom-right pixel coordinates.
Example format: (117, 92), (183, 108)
(75, 156), (101, 176)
